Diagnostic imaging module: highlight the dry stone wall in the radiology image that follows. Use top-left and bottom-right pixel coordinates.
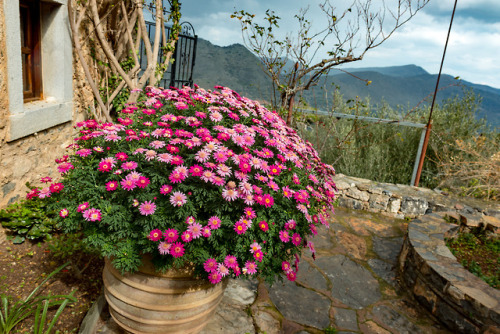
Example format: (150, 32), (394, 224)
(333, 174), (500, 220)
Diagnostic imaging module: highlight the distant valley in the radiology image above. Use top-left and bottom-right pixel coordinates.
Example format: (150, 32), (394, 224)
(193, 38), (500, 128)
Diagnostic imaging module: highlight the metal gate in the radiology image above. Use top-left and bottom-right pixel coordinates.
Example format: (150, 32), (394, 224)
(140, 1), (197, 89)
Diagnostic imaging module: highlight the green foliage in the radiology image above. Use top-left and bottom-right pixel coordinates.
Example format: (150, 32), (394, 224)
(324, 326), (338, 334)
(295, 90), (498, 199)
(0, 196), (58, 244)
(0, 263), (77, 334)
(446, 229), (500, 289)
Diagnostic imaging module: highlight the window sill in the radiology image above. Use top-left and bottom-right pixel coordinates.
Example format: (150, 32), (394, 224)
(8, 99), (73, 142)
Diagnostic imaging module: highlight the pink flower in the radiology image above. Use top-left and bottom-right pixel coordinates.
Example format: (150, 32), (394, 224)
(59, 208), (69, 218)
(98, 161), (113, 172)
(218, 263), (230, 277)
(253, 250), (264, 262)
(234, 221), (247, 235)
(244, 261), (257, 275)
(121, 161), (138, 170)
(188, 223), (202, 239)
(202, 226), (212, 238)
(282, 186), (293, 199)
(136, 176), (150, 189)
(49, 183), (64, 193)
(282, 261), (292, 274)
(243, 207), (256, 219)
(285, 219), (297, 230)
(286, 271), (297, 282)
(208, 271), (222, 284)
(291, 233), (302, 246)
(120, 178), (137, 191)
(58, 162), (74, 174)
(224, 255), (238, 269)
(261, 194), (274, 208)
(249, 242), (261, 254)
(170, 242), (185, 258)
(310, 224), (318, 235)
(208, 216), (221, 230)
(26, 188), (39, 200)
(170, 191), (187, 207)
(160, 184), (173, 195)
(185, 216), (196, 225)
(269, 164), (281, 176)
(164, 229), (179, 243)
(279, 230), (290, 243)
(204, 258), (218, 272)
(105, 181), (119, 191)
(189, 164), (204, 176)
(222, 188), (238, 201)
(115, 152), (129, 161)
(181, 231), (193, 242)
(38, 187), (51, 199)
(148, 229), (163, 241)
(83, 208), (101, 222)
(139, 201), (156, 216)
(158, 242), (171, 255)
(77, 202), (89, 212)
(258, 220), (269, 232)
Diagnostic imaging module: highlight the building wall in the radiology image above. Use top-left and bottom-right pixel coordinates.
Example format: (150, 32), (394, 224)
(0, 0), (91, 208)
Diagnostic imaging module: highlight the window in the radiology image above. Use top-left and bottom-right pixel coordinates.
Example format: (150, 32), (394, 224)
(20, 0), (43, 102)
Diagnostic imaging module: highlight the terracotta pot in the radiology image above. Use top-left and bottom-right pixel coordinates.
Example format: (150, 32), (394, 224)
(103, 256), (227, 333)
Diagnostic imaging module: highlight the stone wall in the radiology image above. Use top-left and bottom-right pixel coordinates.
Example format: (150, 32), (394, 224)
(0, 0), (92, 208)
(333, 174), (500, 219)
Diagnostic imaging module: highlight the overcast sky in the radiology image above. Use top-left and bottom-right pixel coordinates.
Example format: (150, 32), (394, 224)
(180, 0), (500, 89)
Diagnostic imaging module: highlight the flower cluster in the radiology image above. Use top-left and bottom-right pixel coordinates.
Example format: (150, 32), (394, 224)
(31, 85), (336, 284)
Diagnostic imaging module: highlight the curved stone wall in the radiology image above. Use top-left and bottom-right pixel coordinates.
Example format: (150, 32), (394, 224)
(398, 213), (500, 333)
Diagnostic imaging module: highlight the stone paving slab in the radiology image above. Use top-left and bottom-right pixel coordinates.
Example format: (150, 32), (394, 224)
(85, 207), (452, 334)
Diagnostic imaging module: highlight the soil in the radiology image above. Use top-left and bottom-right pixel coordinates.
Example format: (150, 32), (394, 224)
(0, 226), (103, 333)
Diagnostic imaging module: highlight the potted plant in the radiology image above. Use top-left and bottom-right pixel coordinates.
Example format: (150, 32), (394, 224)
(29, 85), (337, 333)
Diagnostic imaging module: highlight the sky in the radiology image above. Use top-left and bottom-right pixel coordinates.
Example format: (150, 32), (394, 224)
(180, 0), (500, 89)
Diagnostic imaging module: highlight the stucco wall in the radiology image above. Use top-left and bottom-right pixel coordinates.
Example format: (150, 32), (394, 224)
(0, 0), (92, 208)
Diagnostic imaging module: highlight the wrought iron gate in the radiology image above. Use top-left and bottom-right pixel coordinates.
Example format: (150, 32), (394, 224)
(140, 1), (197, 89)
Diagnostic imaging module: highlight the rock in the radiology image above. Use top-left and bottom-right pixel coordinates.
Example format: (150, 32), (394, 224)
(339, 197), (365, 211)
(253, 310), (281, 334)
(459, 213), (483, 228)
(267, 280), (331, 329)
(360, 320), (391, 334)
(482, 215), (500, 232)
(388, 198), (401, 213)
(316, 255), (381, 309)
(367, 259), (396, 286)
(346, 187), (370, 202)
(333, 308), (359, 331)
(200, 301), (255, 334)
(372, 237), (404, 262)
(370, 305), (425, 334)
(369, 194), (389, 211)
(400, 197), (428, 217)
(296, 260), (328, 291)
(224, 279), (257, 306)
(336, 231), (367, 260)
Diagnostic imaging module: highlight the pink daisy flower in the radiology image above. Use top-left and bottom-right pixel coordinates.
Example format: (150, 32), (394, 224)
(121, 161), (138, 170)
(164, 229), (179, 243)
(282, 261), (293, 274)
(208, 271), (222, 284)
(202, 226), (212, 238)
(58, 162), (74, 174)
(253, 250), (264, 262)
(59, 208), (69, 218)
(120, 178), (137, 191)
(189, 164), (204, 176)
(139, 201), (156, 216)
(83, 208), (101, 222)
(188, 223), (203, 239)
(115, 152), (128, 161)
(98, 161), (113, 172)
(282, 186), (293, 199)
(185, 216), (196, 225)
(148, 229), (163, 242)
(208, 216), (221, 230)
(249, 242), (261, 254)
(262, 194), (274, 208)
(204, 258), (218, 272)
(157, 153), (173, 163)
(170, 242), (185, 258)
(170, 191), (187, 207)
(181, 231), (193, 243)
(291, 233), (302, 246)
(285, 219), (297, 230)
(310, 224), (318, 235)
(105, 181), (119, 191)
(158, 241), (172, 255)
(286, 271), (297, 282)
(77, 202), (89, 212)
(243, 207), (256, 219)
(49, 183), (64, 193)
(38, 187), (51, 199)
(234, 221), (247, 235)
(279, 230), (290, 243)
(160, 184), (173, 195)
(244, 261), (257, 275)
(222, 188), (238, 201)
(76, 149), (92, 157)
(217, 263), (230, 277)
(171, 155), (184, 165)
(258, 220), (269, 232)
(224, 255), (238, 269)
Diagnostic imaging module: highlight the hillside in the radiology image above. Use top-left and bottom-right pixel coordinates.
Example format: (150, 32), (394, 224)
(192, 38), (500, 128)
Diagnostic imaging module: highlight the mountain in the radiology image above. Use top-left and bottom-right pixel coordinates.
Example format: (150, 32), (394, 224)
(192, 39), (500, 128)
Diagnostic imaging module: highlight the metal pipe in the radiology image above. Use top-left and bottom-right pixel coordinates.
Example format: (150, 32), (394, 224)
(413, 0), (458, 187)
